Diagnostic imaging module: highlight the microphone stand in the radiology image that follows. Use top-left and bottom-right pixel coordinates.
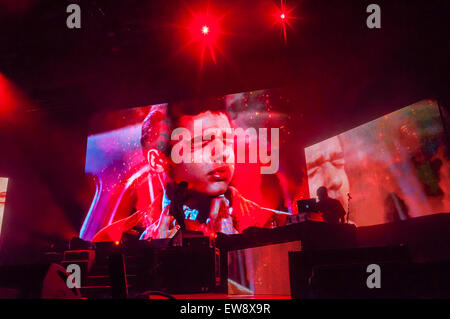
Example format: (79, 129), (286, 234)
(346, 193), (352, 224)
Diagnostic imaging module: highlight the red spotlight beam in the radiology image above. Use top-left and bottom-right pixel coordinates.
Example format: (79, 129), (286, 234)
(174, 3), (231, 68)
(272, 0), (296, 45)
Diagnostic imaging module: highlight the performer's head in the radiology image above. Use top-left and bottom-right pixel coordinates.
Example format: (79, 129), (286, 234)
(306, 135), (350, 208)
(316, 186), (328, 201)
(140, 99), (235, 197)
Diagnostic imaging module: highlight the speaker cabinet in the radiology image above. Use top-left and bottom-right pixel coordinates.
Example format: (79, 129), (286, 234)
(289, 245), (410, 299)
(134, 247), (218, 294)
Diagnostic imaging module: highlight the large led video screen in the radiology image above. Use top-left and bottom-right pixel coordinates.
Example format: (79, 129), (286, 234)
(305, 100), (450, 227)
(81, 89), (298, 242)
(0, 177), (8, 236)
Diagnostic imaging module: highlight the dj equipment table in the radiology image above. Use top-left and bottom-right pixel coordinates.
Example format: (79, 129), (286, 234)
(215, 221), (356, 252)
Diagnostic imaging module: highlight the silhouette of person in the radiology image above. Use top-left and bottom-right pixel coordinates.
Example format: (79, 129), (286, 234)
(306, 136), (350, 212)
(316, 186), (347, 224)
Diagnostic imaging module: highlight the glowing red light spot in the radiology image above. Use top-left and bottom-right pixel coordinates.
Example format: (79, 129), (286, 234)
(180, 7), (227, 67)
(272, 1), (296, 45)
(114, 241), (119, 246)
(0, 73), (23, 115)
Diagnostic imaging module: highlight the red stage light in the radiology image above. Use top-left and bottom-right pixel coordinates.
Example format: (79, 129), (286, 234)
(270, 1), (296, 44)
(114, 241), (120, 246)
(0, 73), (23, 115)
(177, 5), (229, 67)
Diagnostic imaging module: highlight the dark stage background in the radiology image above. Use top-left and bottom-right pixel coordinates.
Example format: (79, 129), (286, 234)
(0, 0), (449, 264)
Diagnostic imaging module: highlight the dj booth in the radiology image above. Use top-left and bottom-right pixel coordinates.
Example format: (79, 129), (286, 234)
(3, 214), (449, 298)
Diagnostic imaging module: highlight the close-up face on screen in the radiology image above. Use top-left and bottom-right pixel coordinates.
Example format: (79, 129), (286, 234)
(81, 89), (292, 241)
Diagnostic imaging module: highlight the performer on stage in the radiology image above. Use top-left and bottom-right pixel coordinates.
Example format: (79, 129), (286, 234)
(306, 136), (350, 212)
(316, 186), (347, 224)
(92, 100), (286, 242)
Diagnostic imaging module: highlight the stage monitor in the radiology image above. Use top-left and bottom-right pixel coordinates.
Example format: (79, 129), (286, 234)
(81, 89), (294, 241)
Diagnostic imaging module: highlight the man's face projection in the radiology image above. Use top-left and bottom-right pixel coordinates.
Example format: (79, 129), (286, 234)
(306, 136), (350, 208)
(169, 111), (235, 197)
